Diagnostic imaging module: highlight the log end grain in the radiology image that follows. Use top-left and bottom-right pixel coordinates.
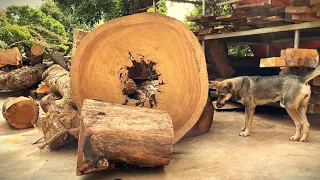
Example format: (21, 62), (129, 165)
(2, 97), (39, 129)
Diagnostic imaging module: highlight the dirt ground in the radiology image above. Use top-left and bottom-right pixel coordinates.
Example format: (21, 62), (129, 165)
(0, 94), (320, 180)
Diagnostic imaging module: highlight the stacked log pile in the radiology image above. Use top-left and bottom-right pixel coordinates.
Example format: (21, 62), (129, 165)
(260, 48), (320, 113)
(188, 0), (320, 36)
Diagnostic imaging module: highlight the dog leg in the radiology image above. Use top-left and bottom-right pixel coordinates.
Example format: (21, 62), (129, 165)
(240, 107), (255, 137)
(298, 96), (310, 142)
(241, 111), (247, 132)
(286, 107), (302, 141)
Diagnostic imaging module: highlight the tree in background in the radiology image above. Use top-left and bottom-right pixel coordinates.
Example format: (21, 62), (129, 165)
(147, 0), (168, 14)
(52, 0), (131, 27)
(0, 4), (69, 53)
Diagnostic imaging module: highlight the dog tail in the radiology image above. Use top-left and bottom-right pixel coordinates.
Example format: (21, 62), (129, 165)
(303, 64), (320, 83)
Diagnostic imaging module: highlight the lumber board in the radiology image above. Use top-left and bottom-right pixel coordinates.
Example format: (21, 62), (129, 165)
(232, 2), (272, 10)
(285, 6), (311, 14)
(264, 16), (285, 22)
(260, 57), (286, 67)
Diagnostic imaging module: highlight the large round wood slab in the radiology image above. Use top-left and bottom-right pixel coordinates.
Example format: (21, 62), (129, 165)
(71, 13), (209, 143)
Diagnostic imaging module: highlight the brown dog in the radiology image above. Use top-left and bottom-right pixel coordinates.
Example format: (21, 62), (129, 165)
(213, 65), (320, 142)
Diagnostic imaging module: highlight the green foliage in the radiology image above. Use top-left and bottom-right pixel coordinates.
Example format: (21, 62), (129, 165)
(0, 40), (8, 50)
(228, 45), (254, 57)
(215, 4), (232, 16)
(0, 9), (9, 27)
(53, 0), (130, 27)
(147, 0), (167, 14)
(0, 24), (33, 52)
(183, 5), (202, 31)
(5, 5), (67, 38)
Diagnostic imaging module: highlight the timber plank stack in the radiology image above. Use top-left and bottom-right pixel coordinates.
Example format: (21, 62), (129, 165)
(187, 0), (320, 36)
(260, 48), (320, 114)
(285, 0), (320, 22)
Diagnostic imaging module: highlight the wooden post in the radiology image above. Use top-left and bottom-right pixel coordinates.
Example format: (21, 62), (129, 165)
(77, 99), (173, 175)
(294, 29), (300, 48)
(266, 43), (270, 57)
(202, 0), (206, 50)
(153, 0), (157, 12)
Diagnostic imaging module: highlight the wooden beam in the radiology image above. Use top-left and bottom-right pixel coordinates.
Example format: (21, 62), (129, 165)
(216, 0), (242, 6)
(202, 21), (320, 40)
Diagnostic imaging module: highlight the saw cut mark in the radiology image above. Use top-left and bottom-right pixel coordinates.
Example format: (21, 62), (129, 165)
(121, 52), (164, 108)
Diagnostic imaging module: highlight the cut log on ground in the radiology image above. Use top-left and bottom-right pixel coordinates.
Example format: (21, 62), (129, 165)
(72, 29), (89, 56)
(0, 64), (46, 91)
(30, 45), (44, 65)
(184, 97), (214, 138)
(71, 13), (210, 143)
(38, 65), (79, 150)
(2, 96), (39, 129)
(77, 99), (173, 175)
(0, 47), (22, 68)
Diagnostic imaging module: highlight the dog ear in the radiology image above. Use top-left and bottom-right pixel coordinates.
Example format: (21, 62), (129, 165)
(226, 82), (233, 89)
(209, 81), (219, 89)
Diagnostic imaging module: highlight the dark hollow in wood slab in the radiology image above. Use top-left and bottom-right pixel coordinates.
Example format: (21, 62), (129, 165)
(77, 99), (173, 175)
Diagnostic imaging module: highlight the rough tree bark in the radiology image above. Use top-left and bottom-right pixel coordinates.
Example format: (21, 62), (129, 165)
(77, 99), (173, 175)
(37, 65), (79, 150)
(2, 96), (39, 129)
(72, 29), (89, 56)
(0, 47), (22, 68)
(71, 13), (211, 143)
(49, 51), (69, 70)
(0, 64), (46, 91)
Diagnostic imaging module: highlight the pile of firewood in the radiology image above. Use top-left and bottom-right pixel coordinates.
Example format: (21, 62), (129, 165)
(188, 0), (320, 36)
(0, 13), (215, 175)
